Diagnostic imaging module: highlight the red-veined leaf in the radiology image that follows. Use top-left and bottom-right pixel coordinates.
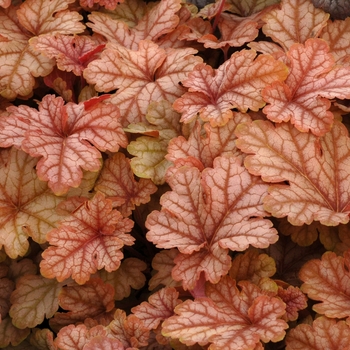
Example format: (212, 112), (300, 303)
(262, 38), (350, 135)
(146, 155), (278, 290)
(236, 119), (350, 225)
(162, 276), (288, 349)
(277, 285), (307, 322)
(40, 192), (134, 284)
(80, 0), (121, 10)
(30, 328), (56, 350)
(262, 0), (329, 51)
(173, 50), (287, 126)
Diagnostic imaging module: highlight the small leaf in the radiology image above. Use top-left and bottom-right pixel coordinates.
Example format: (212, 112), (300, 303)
(277, 285), (307, 322)
(312, 0), (350, 19)
(9, 275), (63, 329)
(40, 192), (134, 284)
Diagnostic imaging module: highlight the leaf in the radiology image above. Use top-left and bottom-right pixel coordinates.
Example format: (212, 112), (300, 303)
(167, 113), (250, 171)
(262, 0), (329, 51)
(229, 249), (276, 284)
(299, 251), (350, 318)
(227, 0), (280, 17)
(146, 155), (278, 290)
(312, 0), (350, 19)
(173, 50), (287, 126)
(80, 0), (121, 10)
(50, 278), (115, 332)
(84, 40), (202, 126)
(0, 0), (85, 99)
(285, 316), (350, 349)
(98, 258), (147, 300)
(30, 328), (56, 350)
(94, 152), (157, 217)
(235, 119), (350, 226)
(162, 276), (288, 350)
(0, 316), (30, 348)
(9, 275), (63, 329)
(87, 0), (181, 49)
(277, 285), (307, 322)
(107, 309), (150, 348)
(132, 287), (181, 329)
(30, 34), (105, 76)
(40, 192), (134, 284)
(262, 38), (350, 135)
(0, 277), (14, 319)
(0, 147), (66, 258)
(84, 336), (125, 350)
(5, 95), (127, 195)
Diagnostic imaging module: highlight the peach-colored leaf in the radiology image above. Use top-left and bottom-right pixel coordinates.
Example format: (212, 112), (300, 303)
(173, 50), (287, 126)
(30, 34), (105, 76)
(40, 192), (134, 284)
(9, 275), (62, 329)
(94, 152), (157, 217)
(321, 17), (350, 65)
(30, 328), (56, 350)
(262, 0), (329, 51)
(146, 155), (278, 290)
(162, 276), (288, 349)
(0, 0), (85, 99)
(235, 119), (350, 226)
(227, 0), (280, 16)
(229, 249), (276, 284)
(87, 0), (181, 49)
(107, 309), (150, 348)
(0, 316), (30, 348)
(299, 251), (350, 318)
(51, 278), (115, 331)
(84, 40), (201, 126)
(7, 95), (127, 195)
(80, 0), (121, 10)
(98, 258), (147, 300)
(132, 287), (181, 329)
(286, 316), (350, 350)
(84, 336), (125, 350)
(167, 113), (250, 171)
(0, 147), (66, 259)
(0, 0), (10, 8)
(149, 249), (182, 290)
(262, 39), (350, 135)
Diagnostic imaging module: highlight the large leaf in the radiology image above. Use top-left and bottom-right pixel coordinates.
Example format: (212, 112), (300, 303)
(0, 0), (85, 99)
(84, 40), (202, 126)
(262, 0), (329, 51)
(0, 147), (66, 258)
(3, 95), (127, 195)
(173, 50), (287, 126)
(262, 38), (350, 136)
(235, 119), (350, 226)
(299, 251), (350, 319)
(162, 276), (288, 350)
(40, 192), (134, 284)
(146, 155), (278, 289)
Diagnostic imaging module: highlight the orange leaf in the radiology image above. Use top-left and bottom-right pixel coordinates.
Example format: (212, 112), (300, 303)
(235, 119), (350, 225)
(173, 50), (287, 126)
(262, 38), (350, 135)
(40, 192), (134, 284)
(277, 285), (307, 322)
(262, 0), (329, 51)
(146, 155), (277, 290)
(300, 251), (350, 319)
(162, 276), (288, 349)
(286, 316), (350, 350)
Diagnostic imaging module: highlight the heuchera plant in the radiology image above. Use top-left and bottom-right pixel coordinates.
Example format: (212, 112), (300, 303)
(1, 0), (350, 348)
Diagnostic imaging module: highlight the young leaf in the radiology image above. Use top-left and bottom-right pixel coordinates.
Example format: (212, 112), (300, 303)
(146, 155), (278, 289)
(87, 0), (181, 49)
(262, 38), (350, 135)
(84, 40), (202, 125)
(50, 278), (115, 332)
(262, 0), (329, 51)
(40, 192), (134, 284)
(0, 147), (66, 259)
(162, 276), (288, 349)
(30, 328), (56, 350)
(94, 152), (157, 217)
(9, 275), (63, 329)
(235, 119), (350, 226)
(299, 251), (350, 318)
(173, 50), (287, 126)
(277, 285), (307, 322)
(6, 95), (127, 195)
(0, 0), (85, 99)
(286, 316), (350, 349)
